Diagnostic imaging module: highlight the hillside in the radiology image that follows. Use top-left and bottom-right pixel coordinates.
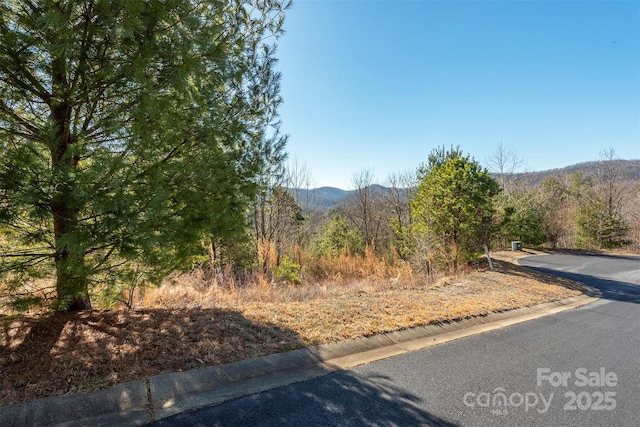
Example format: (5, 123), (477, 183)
(292, 159), (640, 211)
(510, 159), (640, 186)
(291, 184), (406, 211)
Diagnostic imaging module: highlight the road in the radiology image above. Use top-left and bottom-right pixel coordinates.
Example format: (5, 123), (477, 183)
(149, 254), (640, 426)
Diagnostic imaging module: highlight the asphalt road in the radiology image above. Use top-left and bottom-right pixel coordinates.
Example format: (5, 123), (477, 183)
(149, 254), (640, 427)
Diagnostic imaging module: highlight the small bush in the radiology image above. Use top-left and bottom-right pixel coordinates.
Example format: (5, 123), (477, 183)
(276, 255), (301, 285)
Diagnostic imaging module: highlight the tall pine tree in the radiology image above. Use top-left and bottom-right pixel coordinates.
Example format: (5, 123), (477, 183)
(0, 0), (289, 311)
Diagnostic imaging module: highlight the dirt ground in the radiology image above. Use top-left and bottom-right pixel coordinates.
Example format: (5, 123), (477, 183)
(0, 252), (583, 406)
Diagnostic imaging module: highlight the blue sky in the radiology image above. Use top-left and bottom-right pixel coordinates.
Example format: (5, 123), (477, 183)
(276, 0), (640, 189)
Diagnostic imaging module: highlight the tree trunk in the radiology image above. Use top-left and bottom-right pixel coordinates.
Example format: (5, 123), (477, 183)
(207, 239), (217, 283)
(53, 242), (91, 311)
(50, 56), (91, 311)
(51, 146), (91, 311)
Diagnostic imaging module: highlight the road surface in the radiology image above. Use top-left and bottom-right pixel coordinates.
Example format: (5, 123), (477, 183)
(149, 253), (640, 426)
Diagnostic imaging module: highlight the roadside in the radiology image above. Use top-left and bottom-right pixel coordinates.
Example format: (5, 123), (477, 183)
(0, 251), (583, 407)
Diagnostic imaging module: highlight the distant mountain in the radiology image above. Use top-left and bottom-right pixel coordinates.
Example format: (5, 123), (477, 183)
(290, 185), (407, 211)
(510, 159), (640, 186)
(291, 159), (640, 211)
(306, 186), (349, 210)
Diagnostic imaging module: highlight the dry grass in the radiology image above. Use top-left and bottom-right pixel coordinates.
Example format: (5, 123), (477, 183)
(306, 245), (414, 283)
(0, 252), (583, 407)
(146, 244), (416, 308)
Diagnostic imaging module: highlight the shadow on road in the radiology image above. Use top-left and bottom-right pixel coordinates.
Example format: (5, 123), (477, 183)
(148, 370), (459, 427)
(543, 250), (640, 262)
(521, 267), (640, 304)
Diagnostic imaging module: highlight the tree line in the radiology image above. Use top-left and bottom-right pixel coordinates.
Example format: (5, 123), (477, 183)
(226, 145), (638, 290)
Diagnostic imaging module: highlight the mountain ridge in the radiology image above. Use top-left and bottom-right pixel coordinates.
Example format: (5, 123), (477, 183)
(292, 159), (640, 210)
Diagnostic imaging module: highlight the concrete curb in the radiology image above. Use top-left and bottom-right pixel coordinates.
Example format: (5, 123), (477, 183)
(0, 284), (600, 426)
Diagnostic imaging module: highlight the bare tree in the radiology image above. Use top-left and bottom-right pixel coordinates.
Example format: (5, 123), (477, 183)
(578, 148), (633, 249)
(487, 142), (524, 192)
(250, 156), (307, 274)
(537, 177), (569, 249)
(384, 170), (418, 258)
(622, 181), (640, 251)
(284, 158), (318, 260)
(253, 183), (303, 273)
(596, 148), (630, 218)
(341, 169), (388, 250)
(286, 157), (317, 213)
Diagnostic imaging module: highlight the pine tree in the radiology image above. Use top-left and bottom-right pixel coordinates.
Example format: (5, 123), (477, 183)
(0, 0), (290, 311)
(412, 150), (500, 272)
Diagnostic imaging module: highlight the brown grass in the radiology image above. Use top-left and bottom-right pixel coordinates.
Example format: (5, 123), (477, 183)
(306, 245), (414, 282)
(0, 252), (583, 406)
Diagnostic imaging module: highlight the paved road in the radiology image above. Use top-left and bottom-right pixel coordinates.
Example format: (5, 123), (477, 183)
(149, 254), (640, 426)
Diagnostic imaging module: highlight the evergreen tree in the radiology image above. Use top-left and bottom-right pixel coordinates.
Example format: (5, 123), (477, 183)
(577, 197), (630, 249)
(412, 150), (500, 272)
(312, 214), (364, 257)
(0, 0), (289, 311)
(498, 190), (547, 247)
